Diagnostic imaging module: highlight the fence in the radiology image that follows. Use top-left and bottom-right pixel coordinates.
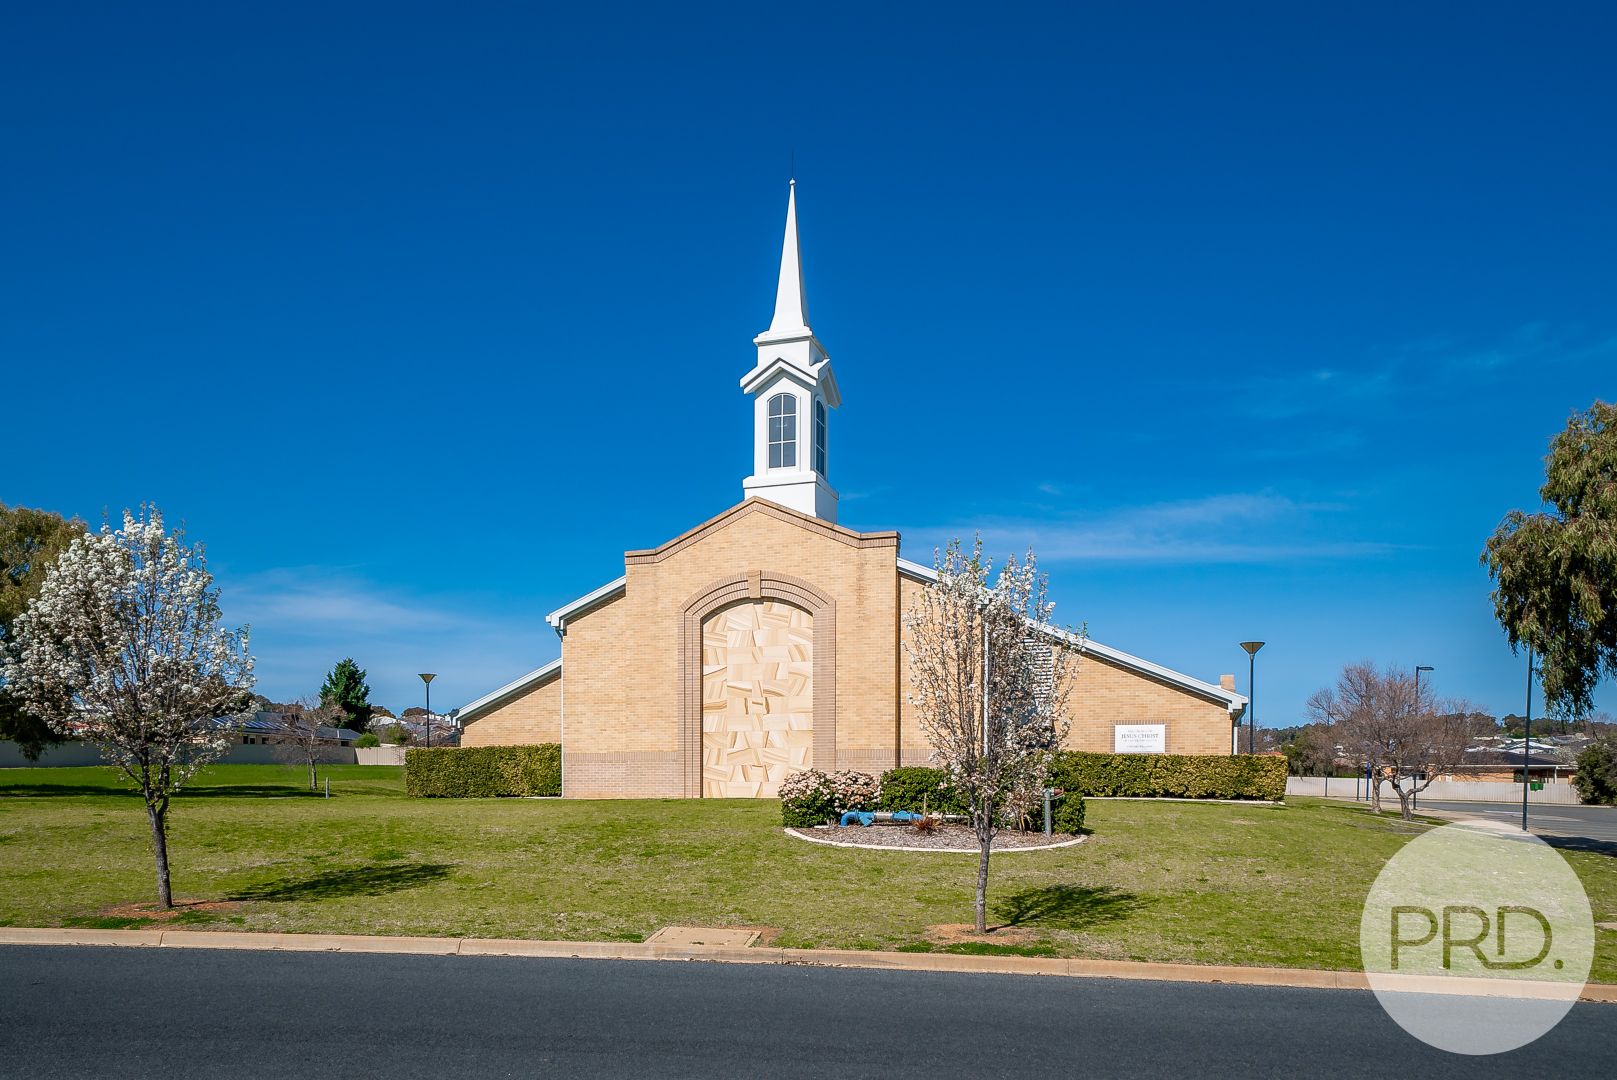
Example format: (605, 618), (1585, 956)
(0, 740), (367, 768)
(1286, 775), (1582, 805)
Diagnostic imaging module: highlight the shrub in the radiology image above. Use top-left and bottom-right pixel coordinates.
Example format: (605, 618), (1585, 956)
(1049, 751), (1287, 801)
(404, 744), (561, 797)
(778, 769), (879, 827)
(878, 766), (968, 816)
(355, 732), (381, 748)
(1049, 790), (1085, 833)
(1573, 737), (1617, 805)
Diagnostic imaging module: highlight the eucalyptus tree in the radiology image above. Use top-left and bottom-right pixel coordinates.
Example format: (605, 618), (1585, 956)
(1484, 401), (1617, 718)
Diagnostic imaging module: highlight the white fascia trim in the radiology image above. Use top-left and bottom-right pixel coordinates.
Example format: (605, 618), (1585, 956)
(896, 559), (1247, 713)
(459, 658), (562, 721)
(739, 356), (817, 397)
(545, 575), (628, 632)
(897, 557), (939, 582)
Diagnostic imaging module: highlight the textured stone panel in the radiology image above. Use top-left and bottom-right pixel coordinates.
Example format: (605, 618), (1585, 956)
(701, 600), (813, 797)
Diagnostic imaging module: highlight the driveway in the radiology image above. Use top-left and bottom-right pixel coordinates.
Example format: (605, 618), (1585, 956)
(1418, 800), (1617, 856)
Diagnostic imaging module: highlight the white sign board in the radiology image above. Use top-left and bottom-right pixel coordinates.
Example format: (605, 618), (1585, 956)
(1113, 724), (1166, 754)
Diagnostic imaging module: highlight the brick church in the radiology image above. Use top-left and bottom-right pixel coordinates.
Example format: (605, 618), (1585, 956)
(458, 183), (1248, 798)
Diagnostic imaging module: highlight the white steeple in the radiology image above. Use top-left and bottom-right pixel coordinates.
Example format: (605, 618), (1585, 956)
(765, 180), (810, 338)
(741, 181), (841, 522)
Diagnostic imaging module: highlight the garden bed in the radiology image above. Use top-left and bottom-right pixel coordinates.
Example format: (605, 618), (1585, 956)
(786, 824), (1086, 852)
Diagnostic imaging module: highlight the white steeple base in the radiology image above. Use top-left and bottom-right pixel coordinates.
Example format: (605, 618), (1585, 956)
(743, 470), (839, 522)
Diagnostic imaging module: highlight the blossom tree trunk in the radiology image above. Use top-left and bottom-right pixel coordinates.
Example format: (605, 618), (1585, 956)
(1, 507), (253, 907)
(904, 537), (1078, 934)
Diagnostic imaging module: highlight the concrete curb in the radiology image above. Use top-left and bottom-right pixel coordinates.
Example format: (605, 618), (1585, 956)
(784, 828), (1089, 853)
(1, 927), (1612, 1002)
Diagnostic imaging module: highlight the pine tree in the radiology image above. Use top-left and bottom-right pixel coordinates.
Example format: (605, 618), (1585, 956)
(319, 658), (371, 732)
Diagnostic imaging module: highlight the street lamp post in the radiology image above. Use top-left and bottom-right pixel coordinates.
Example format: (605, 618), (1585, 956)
(1239, 642), (1265, 755)
(1522, 648), (1534, 833)
(1412, 666), (1433, 812)
(1413, 665), (1433, 702)
(419, 673), (436, 748)
(1410, 666), (1435, 808)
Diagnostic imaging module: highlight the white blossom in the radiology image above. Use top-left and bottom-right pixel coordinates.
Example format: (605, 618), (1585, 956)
(1, 506), (254, 906)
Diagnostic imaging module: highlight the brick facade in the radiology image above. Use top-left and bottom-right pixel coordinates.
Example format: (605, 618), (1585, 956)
(460, 498), (1242, 796)
(459, 671), (561, 746)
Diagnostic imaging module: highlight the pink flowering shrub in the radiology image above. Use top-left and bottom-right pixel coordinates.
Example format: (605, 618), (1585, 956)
(778, 768), (879, 827)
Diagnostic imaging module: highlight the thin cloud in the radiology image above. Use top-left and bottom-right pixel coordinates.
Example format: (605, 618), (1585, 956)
(1235, 323), (1616, 421)
(900, 492), (1401, 565)
(218, 569), (553, 712)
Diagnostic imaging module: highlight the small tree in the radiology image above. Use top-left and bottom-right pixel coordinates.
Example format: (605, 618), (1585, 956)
(319, 657), (371, 732)
(1308, 662), (1472, 820)
(271, 698), (340, 791)
(1, 508), (253, 907)
(904, 537), (1076, 933)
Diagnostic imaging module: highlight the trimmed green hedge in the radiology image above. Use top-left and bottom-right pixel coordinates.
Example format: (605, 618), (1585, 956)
(1049, 791), (1085, 833)
(1049, 751), (1286, 801)
(876, 766), (1085, 834)
(404, 744), (561, 797)
(877, 766), (968, 815)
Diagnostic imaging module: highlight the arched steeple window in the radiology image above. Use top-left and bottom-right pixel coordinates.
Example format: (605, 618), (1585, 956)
(767, 393), (797, 469)
(814, 399), (827, 476)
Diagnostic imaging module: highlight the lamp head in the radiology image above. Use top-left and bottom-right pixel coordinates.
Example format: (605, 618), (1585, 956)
(1240, 641), (1265, 656)
(418, 673), (437, 685)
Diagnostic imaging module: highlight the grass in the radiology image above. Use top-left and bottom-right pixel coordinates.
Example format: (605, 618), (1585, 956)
(1, 763), (1613, 978)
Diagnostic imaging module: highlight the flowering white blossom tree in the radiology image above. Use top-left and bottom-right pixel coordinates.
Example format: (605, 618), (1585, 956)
(904, 537), (1078, 933)
(1, 508), (254, 907)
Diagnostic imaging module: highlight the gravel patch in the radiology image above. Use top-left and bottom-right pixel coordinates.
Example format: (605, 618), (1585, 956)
(785, 823), (1085, 852)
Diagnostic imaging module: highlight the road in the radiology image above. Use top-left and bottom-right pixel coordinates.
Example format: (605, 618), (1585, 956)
(1419, 800), (1617, 855)
(1, 945), (1613, 1079)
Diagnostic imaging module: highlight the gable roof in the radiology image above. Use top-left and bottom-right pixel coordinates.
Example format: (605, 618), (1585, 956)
(624, 498), (897, 566)
(896, 558), (1247, 714)
(457, 658), (562, 722)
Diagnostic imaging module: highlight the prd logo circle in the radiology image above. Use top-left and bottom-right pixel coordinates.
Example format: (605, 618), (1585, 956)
(1359, 820), (1594, 1055)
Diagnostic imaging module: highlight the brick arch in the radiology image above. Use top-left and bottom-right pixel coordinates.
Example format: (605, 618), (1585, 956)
(680, 572), (837, 798)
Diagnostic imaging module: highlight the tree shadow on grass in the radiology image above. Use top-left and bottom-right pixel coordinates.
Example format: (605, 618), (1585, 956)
(228, 862), (454, 902)
(0, 784), (326, 800)
(992, 884), (1145, 932)
(1538, 834), (1617, 859)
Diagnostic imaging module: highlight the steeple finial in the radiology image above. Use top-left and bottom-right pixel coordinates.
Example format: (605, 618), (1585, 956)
(765, 180), (810, 337)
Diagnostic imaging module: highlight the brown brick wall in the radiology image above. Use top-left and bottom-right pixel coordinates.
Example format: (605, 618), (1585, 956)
(897, 572), (1235, 761)
(559, 500), (901, 797)
(459, 673), (562, 746)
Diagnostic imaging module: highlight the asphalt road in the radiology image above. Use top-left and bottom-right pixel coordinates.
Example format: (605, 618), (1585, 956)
(2, 946), (1613, 1079)
(1419, 800), (1617, 854)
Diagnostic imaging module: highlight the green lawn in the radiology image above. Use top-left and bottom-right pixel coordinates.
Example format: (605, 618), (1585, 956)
(1, 764), (1613, 978)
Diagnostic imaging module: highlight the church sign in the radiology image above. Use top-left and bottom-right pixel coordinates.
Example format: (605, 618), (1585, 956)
(1113, 724), (1166, 754)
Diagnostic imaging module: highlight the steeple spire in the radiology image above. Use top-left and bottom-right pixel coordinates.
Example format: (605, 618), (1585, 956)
(741, 179), (840, 523)
(764, 180), (810, 338)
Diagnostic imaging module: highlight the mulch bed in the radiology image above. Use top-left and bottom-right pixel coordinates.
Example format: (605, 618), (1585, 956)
(97, 900), (242, 922)
(786, 823), (1082, 851)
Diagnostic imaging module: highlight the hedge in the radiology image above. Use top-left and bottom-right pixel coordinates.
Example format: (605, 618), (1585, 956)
(877, 766), (968, 815)
(1049, 751), (1286, 801)
(876, 766), (1084, 834)
(404, 744), (561, 797)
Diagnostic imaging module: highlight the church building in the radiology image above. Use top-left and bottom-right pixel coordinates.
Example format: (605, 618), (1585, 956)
(458, 183), (1249, 798)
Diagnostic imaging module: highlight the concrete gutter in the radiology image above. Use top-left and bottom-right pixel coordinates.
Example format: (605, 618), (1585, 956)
(0, 927), (1612, 1002)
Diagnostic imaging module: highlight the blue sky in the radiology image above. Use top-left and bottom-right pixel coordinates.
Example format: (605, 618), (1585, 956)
(4, 2), (1614, 723)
